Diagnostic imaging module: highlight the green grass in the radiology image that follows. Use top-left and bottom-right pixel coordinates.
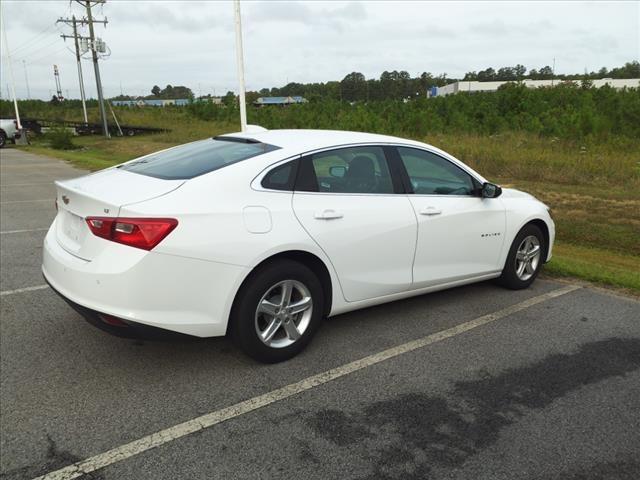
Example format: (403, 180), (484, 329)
(545, 243), (640, 292)
(19, 108), (640, 294)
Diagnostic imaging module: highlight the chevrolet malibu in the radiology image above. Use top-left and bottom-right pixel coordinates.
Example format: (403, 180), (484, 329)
(43, 128), (554, 362)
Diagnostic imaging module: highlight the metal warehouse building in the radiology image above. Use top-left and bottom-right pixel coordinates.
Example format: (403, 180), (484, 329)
(430, 78), (640, 97)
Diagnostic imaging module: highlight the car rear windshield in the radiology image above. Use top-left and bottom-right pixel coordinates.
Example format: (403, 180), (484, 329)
(117, 137), (281, 180)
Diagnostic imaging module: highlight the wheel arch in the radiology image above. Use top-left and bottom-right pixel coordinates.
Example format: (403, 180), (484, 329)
(234, 249), (334, 320)
(524, 218), (551, 261)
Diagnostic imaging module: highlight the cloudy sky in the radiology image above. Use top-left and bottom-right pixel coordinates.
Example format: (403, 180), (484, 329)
(1, 0), (638, 100)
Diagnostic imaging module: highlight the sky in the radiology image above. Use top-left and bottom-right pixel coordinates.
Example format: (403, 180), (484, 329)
(1, 0), (638, 100)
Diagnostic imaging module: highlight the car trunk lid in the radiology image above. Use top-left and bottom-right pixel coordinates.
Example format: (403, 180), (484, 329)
(55, 168), (184, 260)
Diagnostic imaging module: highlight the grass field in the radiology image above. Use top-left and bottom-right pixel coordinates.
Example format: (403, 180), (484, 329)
(19, 107), (640, 294)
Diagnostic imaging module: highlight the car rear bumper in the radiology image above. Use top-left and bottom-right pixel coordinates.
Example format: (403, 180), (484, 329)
(42, 222), (250, 337)
(44, 276), (191, 340)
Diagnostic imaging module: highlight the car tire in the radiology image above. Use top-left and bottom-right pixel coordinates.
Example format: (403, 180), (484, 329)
(0, 130), (6, 148)
(229, 259), (324, 363)
(497, 223), (546, 290)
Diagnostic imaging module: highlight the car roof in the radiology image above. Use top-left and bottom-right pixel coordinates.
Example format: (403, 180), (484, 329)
(218, 129), (426, 154)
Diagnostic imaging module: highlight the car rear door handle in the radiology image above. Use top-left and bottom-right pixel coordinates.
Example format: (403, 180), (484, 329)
(419, 207), (442, 216)
(314, 209), (344, 220)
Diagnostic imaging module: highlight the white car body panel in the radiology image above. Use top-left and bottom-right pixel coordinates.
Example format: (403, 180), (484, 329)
(292, 191), (417, 302)
(407, 195), (506, 288)
(42, 129), (555, 338)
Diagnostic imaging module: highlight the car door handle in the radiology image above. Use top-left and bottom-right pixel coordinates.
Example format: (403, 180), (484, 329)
(314, 209), (344, 220)
(419, 207), (442, 216)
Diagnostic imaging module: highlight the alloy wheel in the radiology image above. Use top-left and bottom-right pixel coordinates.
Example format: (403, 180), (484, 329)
(254, 280), (313, 348)
(515, 235), (541, 281)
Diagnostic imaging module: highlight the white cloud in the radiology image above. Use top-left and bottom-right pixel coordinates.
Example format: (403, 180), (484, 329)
(1, 0), (637, 100)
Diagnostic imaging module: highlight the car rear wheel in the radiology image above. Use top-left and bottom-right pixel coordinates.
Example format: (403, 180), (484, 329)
(229, 259), (324, 363)
(497, 224), (545, 290)
(0, 130), (6, 148)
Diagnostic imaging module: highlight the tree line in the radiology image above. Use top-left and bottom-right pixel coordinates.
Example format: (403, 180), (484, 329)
(187, 81), (640, 140)
(255, 61), (640, 102)
(108, 61), (639, 104)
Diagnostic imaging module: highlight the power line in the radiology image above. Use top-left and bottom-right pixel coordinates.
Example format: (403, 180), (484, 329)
(8, 23), (57, 55)
(22, 46), (70, 66)
(12, 36), (65, 62)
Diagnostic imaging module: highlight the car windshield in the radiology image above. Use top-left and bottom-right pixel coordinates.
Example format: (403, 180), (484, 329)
(117, 137), (280, 180)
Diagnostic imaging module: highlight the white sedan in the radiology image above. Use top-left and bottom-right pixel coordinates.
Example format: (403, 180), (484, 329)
(43, 128), (554, 362)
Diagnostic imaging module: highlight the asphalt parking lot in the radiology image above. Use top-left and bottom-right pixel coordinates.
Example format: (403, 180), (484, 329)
(1, 148), (639, 480)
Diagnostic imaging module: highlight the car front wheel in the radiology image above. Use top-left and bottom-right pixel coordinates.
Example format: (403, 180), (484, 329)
(229, 259), (324, 363)
(497, 224), (545, 290)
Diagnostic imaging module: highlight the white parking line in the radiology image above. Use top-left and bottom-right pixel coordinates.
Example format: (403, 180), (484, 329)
(33, 284), (580, 480)
(0, 182), (55, 187)
(0, 199), (51, 205)
(0, 284), (49, 297)
(0, 227), (49, 235)
(0, 163), (71, 168)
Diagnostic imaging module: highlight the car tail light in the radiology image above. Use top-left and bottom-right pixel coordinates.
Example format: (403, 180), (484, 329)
(86, 217), (178, 250)
(99, 314), (129, 327)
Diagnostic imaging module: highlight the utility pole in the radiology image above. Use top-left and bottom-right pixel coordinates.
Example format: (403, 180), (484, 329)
(53, 65), (64, 100)
(78, 0), (109, 137)
(22, 60), (31, 99)
(0, 2), (22, 130)
(59, 15), (89, 123)
(74, 15), (88, 123)
(233, 0), (247, 132)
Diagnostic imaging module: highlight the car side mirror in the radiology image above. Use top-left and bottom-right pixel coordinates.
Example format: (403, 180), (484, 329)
(482, 182), (502, 198)
(329, 166), (346, 178)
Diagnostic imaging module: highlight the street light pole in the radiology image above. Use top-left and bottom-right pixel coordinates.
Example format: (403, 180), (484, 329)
(0, 3), (22, 130)
(233, 0), (247, 132)
(22, 60), (31, 99)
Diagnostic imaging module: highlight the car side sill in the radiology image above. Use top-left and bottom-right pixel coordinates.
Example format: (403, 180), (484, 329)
(329, 271), (502, 317)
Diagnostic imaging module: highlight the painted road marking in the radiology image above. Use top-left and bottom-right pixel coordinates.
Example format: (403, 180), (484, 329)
(33, 284), (581, 480)
(0, 163), (74, 168)
(0, 199), (51, 205)
(0, 284), (49, 297)
(0, 182), (56, 187)
(0, 227), (49, 235)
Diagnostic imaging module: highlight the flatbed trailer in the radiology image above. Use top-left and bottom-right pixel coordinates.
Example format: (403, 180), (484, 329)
(23, 118), (167, 137)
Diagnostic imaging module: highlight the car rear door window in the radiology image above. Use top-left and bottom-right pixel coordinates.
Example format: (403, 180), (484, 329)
(261, 160), (298, 191)
(397, 147), (476, 195)
(296, 146), (394, 194)
(118, 137), (280, 180)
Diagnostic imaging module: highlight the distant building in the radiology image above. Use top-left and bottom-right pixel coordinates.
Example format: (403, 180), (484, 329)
(196, 96), (223, 105)
(429, 78), (640, 97)
(111, 98), (190, 107)
(253, 96), (308, 106)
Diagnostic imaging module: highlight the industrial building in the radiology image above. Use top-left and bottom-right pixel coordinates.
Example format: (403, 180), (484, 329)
(429, 78), (640, 97)
(253, 96), (308, 106)
(111, 98), (191, 107)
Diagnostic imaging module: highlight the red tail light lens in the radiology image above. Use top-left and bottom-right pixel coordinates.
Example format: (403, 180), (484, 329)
(85, 217), (178, 251)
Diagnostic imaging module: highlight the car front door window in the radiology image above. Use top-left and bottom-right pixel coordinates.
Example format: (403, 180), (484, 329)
(398, 147), (476, 196)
